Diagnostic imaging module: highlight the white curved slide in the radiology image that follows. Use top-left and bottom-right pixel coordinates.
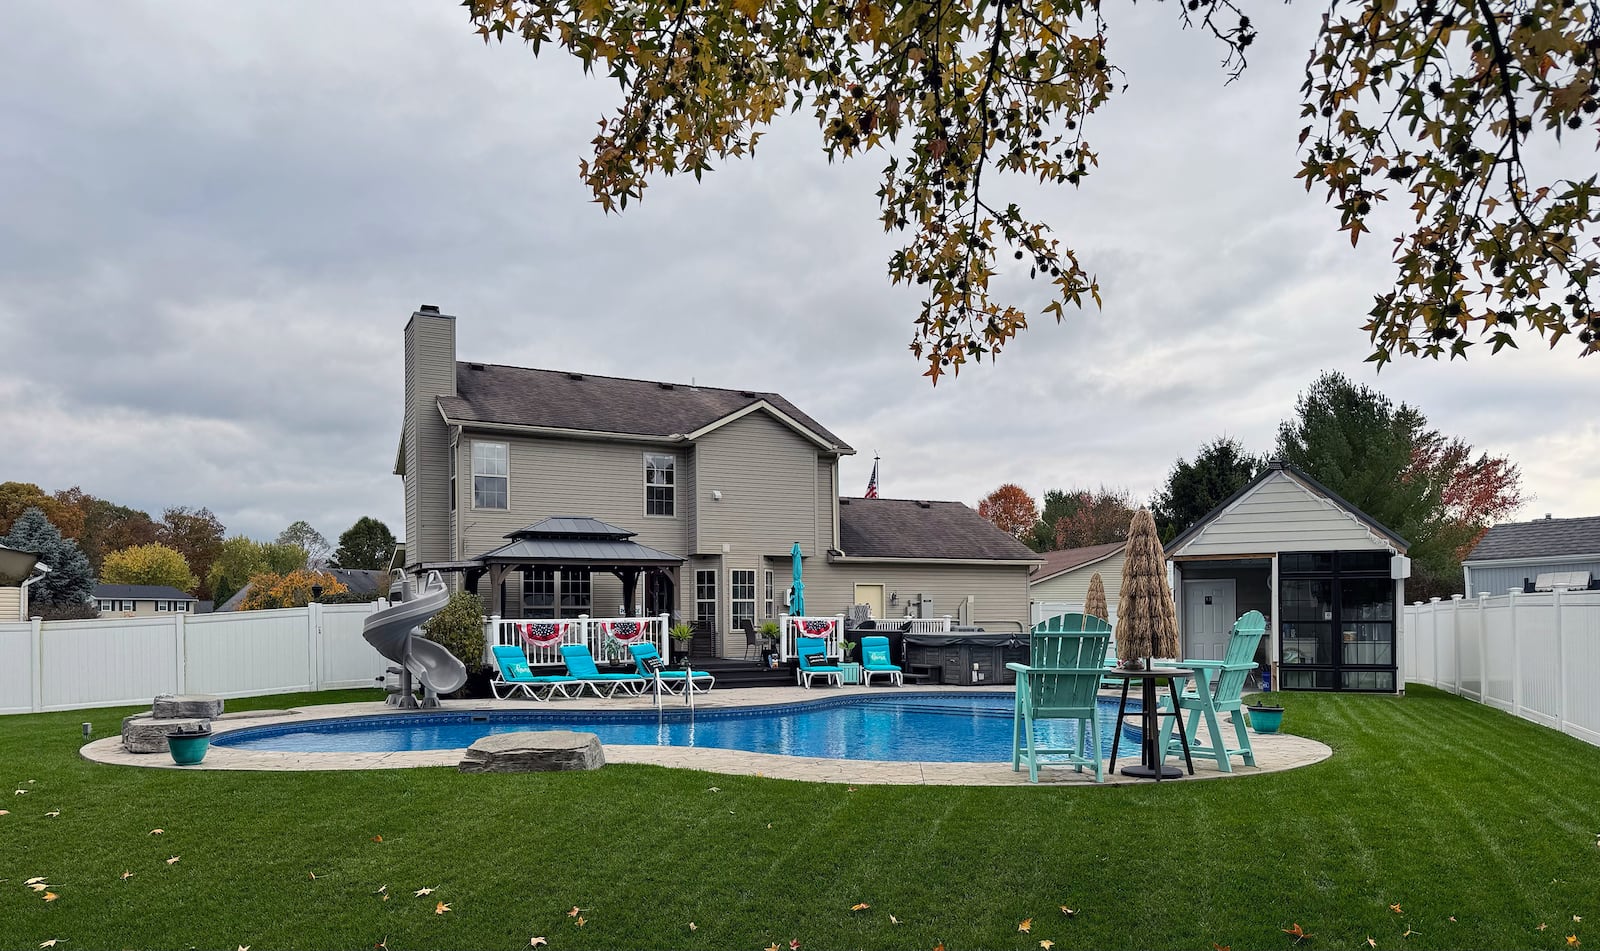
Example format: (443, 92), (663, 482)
(363, 572), (467, 707)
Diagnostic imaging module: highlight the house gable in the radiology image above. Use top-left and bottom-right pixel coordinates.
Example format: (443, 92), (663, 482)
(1168, 464), (1407, 558)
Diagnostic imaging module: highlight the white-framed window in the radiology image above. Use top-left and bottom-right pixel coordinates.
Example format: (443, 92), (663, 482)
(156, 601), (168, 612)
(176, 601), (190, 613)
(472, 441), (509, 509)
(695, 569), (717, 630)
(764, 569), (775, 618)
(523, 569), (556, 618)
(731, 569), (756, 630)
(644, 453), (676, 517)
(560, 570), (592, 616)
(449, 440), (458, 512)
(522, 569), (591, 619)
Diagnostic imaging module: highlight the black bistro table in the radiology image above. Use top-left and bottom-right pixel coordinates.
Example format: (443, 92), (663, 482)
(1108, 666), (1196, 781)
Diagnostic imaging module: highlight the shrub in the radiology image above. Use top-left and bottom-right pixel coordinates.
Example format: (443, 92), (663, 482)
(421, 591), (487, 672)
(34, 602), (101, 621)
(238, 569), (348, 610)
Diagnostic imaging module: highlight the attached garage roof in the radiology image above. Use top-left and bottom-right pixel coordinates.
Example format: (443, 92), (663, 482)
(1465, 515), (1600, 563)
(837, 498), (1042, 563)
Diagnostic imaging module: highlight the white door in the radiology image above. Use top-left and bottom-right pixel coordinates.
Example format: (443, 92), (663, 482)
(854, 584), (885, 620)
(1182, 579), (1237, 660)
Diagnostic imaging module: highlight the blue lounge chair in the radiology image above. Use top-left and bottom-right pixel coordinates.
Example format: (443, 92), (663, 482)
(1008, 628), (1112, 782)
(627, 642), (715, 694)
(559, 644), (648, 698)
(490, 645), (581, 700)
(859, 635), (902, 687)
(795, 635), (843, 688)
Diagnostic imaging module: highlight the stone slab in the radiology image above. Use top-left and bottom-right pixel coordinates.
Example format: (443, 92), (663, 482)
(122, 717), (210, 754)
(215, 709), (296, 721)
(152, 694), (224, 719)
(458, 730), (604, 773)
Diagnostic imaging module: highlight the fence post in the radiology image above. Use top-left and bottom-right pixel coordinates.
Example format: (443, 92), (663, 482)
(307, 601), (324, 692)
(657, 613), (669, 659)
(1507, 588), (1521, 720)
(487, 615), (501, 661)
(173, 612), (187, 695)
(30, 615), (43, 713)
(1476, 592), (1490, 703)
(1553, 586), (1568, 736)
(779, 614), (790, 661)
(1451, 594), (1464, 695)
(1429, 598), (1441, 691)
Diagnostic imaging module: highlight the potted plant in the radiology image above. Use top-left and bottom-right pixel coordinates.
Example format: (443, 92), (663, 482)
(166, 724), (213, 766)
(839, 638), (858, 664)
(669, 623), (695, 664)
(758, 620), (782, 663)
(602, 635), (628, 667)
(1244, 696), (1286, 734)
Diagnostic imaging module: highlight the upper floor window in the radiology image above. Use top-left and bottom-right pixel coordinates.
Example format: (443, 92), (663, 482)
(473, 441), (509, 509)
(644, 453), (676, 517)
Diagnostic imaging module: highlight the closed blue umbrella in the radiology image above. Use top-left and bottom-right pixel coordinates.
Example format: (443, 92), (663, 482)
(790, 542), (805, 617)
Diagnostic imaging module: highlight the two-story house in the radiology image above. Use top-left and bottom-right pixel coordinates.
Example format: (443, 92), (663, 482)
(395, 306), (1040, 658)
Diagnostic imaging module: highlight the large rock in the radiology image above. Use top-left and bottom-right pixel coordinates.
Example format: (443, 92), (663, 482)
(458, 731), (604, 773)
(152, 694), (224, 719)
(122, 717), (210, 754)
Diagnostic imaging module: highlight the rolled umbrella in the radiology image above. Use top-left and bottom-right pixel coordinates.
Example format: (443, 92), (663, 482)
(1115, 508), (1179, 668)
(789, 542), (806, 616)
(1084, 571), (1109, 624)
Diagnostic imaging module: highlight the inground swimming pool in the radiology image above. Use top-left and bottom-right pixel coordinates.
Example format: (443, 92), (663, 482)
(213, 694), (1140, 763)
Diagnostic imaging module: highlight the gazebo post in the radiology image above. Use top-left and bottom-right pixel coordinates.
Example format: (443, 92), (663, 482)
(621, 568), (639, 617)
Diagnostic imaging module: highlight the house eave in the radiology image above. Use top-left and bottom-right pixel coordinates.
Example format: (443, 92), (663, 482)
(828, 554), (1043, 567)
(1029, 547), (1123, 584)
(438, 404), (687, 445)
(684, 400), (854, 455)
(1462, 552), (1600, 568)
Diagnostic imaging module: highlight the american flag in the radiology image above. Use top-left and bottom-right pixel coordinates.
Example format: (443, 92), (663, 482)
(865, 456), (879, 498)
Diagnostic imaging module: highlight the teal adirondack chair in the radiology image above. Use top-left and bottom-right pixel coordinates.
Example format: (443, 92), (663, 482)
(1032, 612), (1121, 686)
(1008, 629), (1112, 783)
(1157, 610), (1267, 772)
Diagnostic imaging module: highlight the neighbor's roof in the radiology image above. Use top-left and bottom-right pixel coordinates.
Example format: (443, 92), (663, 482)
(325, 568), (385, 595)
(1466, 515), (1600, 562)
(1031, 541), (1126, 582)
(437, 363), (851, 452)
(1164, 460), (1409, 555)
(92, 584), (195, 601)
(837, 498), (1043, 562)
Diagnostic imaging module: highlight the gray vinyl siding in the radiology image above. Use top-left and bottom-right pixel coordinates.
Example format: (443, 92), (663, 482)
(453, 432), (691, 561)
(403, 313), (456, 566)
(801, 560), (1033, 633)
(0, 587), (21, 622)
(1466, 560), (1600, 596)
(1176, 469), (1397, 556)
(1029, 551), (1126, 606)
(692, 411), (826, 559)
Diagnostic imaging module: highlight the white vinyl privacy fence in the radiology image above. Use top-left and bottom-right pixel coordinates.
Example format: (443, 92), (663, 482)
(0, 603), (386, 715)
(1404, 588), (1600, 747)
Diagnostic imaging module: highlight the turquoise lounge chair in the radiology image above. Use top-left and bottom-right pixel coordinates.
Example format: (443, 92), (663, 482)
(1157, 610), (1267, 772)
(627, 642), (715, 694)
(795, 636), (843, 688)
(1008, 628), (1112, 783)
(860, 635), (902, 687)
(490, 645), (581, 700)
(559, 644), (648, 698)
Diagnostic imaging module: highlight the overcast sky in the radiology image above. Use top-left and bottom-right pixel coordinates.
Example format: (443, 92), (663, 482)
(1, 1), (1595, 547)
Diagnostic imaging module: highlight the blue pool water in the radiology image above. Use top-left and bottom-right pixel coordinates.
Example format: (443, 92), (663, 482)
(214, 694), (1139, 763)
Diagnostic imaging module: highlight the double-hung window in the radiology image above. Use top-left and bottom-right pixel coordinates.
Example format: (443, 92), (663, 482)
(644, 454), (676, 517)
(764, 569), (775, 618)
(156, 601), (170, 612)
(472, 441), (508, 509)
(695, 569), (717, 629)
(731, 570), (756, 630)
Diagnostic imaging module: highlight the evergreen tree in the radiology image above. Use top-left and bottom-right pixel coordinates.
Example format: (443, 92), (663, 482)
(332, 517), (397, 570)
(1151, 438), (1265, 542)
(1, 507), (94, 607)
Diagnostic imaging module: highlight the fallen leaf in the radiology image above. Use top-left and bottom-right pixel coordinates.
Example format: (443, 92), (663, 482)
(374, 885), (387, 895)
(567, 906), (582, 918)
(889, 915), (901, 925)
(789, 942), (800, 951)
(688, 922), (697, 931)
(1449, 916), (1457, 923)
(28, 779), (35, 783)
(166, 856), (180, 865)
(24, 877), (46, 886)
(414, 887), (435, 897)
(149, 829), (163, 835)
(1019, 918), (1033, 933)
(1402, 927), (1421, 938)
(374, 939), (387, 950)
(238, 946), (250, 950)
(706, 787), (721, 793)
(851, 903), (870, 912)
(1540, 924), (1550, 932)
(1040, 941), (1055, 950)
(120, 871), (133, 881)
(0, 809), (10, 816)
(434, 902), (450, 915)
(1061, 907), (1077, 918)
(1282, 923), (1311, 943)
(1390, 903), (1403, 914)
(1213, 944), (1230, 951)
(39, 941), (62, 949)
(308, 872), (317, 880)
(44, 810), (60, 818)
(766, 823), (772, 830)
(1367, 939), (1377, 949)
(530, 939), (547, 948)
(1576, 916), (1585, 923)
(764, 944), (779, 951)
(372, 835), (382, 843)
(43, 892), (58, 902)
(1568, 937), (1580, 948)
(14, 789), (27, 795)
(574, 916), (586, 928)
(28, 883), (50, 892)
(846, 787), (857, 793)
(933, 944), (945, 951)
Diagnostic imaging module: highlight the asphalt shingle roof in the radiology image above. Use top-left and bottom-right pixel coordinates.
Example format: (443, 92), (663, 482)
(93, 584), (194, 601)
(1466, 515), (1600, 562)
(1032, 541), (1126, 581)
(439, 363), (851, 450)
(838, 498), (1042, 561)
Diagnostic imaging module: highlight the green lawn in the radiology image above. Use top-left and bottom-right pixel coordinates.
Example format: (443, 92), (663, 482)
(2, 686), (1598, 950)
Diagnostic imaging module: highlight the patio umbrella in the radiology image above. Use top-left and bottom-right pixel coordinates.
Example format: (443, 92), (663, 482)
(1083, 571), (1108, 623)
(789, 542), (805, 616)
(1115, 508), (1179, 667)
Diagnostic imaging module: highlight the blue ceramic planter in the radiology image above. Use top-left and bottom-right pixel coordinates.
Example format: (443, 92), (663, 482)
(167, 731), (212, 765)
(1246, 705), (1285, 735)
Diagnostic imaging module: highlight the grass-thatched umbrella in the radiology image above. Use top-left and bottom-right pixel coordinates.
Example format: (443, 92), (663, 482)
(1116, 508), (1179, 667)
(1083, 571), (1108, 623)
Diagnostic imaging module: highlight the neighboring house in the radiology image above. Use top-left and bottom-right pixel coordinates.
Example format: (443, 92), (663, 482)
(1462, 515), (1600, 596)
(0, 543), (49, 621)
(394, 306), (1041, 656)
(1165, 460), (1411, 693)
(92, 584), (198, 617)
(1027, 541), (1126, 627)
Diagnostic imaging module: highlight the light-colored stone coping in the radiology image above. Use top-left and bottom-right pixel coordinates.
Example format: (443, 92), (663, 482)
(80, 684), (1331, 786)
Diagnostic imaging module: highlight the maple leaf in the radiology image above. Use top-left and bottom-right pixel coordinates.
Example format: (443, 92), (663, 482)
(790, 941), (800, 951)
(1061, 907), (1077, 918)
(1213, 944), (1230, 951)
(890, 915), (901, 925)
(434, 901), (451, 915)
(165, 856), (179, 865)
(120, 871), (133, 881)
(39, 941), (63, 949)
(372, 835), (383, 843)
(1367, 938), (1376, 948)
(934, 944), (945, 951)
(1390, 903), (1403, 914)
(574, 916), (586, 927)
(44, 810), (60, 818)
(568, 906), (582, 918)
(764, 944), (779, 951)
(530, 939), (548, 948)
(1018, 918), (1033, 933)
(374, 885), (387, 896)
(851, 903), (870, 912)
(149, 829), (163, 835)
(1540, 924), (1551, 932)
(43, 892), (59, 902)
(688, 922), (697, 931)
(706, 786), (721, 793)
(1402, 927), (1421, 938)
(414, 887), (435, 897)
(1282, 923), (1311, 943)
(1040, 941), (1055, 950)
(1568, 936), (1580, 948)
(1575, 916), (1585, 923)
(375, 938), (387, 950)
(24, 877), (46, 886)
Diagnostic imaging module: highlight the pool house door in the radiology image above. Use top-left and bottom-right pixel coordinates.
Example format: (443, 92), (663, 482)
(1182, 579), (1236, 660)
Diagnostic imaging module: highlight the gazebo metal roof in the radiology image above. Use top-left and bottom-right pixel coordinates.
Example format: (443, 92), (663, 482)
(473, 517), (682, 567)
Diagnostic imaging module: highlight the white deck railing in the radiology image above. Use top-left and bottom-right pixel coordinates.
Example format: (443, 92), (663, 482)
(486, 614), (670, 668)
(866, 616), (954, 635)
(777, 614), (848, 661)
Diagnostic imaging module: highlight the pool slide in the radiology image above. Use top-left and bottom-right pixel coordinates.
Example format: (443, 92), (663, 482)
(362, 571), (467, 708)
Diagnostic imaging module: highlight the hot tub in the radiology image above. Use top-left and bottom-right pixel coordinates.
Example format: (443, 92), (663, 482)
(902, 632), (1028, 686)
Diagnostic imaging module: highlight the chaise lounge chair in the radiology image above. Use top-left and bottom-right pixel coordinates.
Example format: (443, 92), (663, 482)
(627, 642), (716, 694)
(559, 644), (649, 698)
(795, 635), (843, 688)
(860, 635), (903, 686)
(490, 645), (582, 700)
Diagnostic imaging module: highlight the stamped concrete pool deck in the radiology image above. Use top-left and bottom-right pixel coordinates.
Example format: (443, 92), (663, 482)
(81, 684), (1331, 786)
